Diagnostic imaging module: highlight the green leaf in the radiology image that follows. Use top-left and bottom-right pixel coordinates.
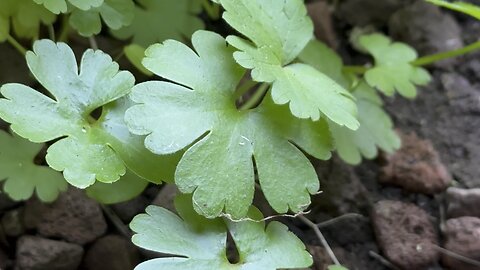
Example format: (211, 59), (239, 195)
(86, 170), (148, 204)
(330, 82), (401, 165)
(427, 0), (480, 20)
(126, 31), (332, 219)
(130, 195), (313, 270)
(298, 39), (400, 164)
(219, 0), (359, 128)
(111, 0), (204, 46)
(0, 40), (176, 188)
(69, 0), (135, 36)
(0, 130), (67, 202)
(0, 0), (56, 41)
(33, 0), (103, 14)
(359, 33), (431, 98)
(124, 44), (153, 76)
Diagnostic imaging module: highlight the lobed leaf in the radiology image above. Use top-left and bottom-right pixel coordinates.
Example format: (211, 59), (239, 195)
(359, 33), (431, 98)
(130, 195), (313, 270)
(69, 0), (135, 37)
(126, 31), (332, 219)
(0, 130), (67, 202)
(299, 39), (400, 164)
(33, 0), (104, 14)
(0, 40), (177, 188)
(0, 0), (56, 41)
(218, 0), (359, 128)
(112, 0), (204, 46)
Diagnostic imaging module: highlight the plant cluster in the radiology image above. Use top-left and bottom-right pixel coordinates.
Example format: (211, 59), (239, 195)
(0, 0), (478, 269)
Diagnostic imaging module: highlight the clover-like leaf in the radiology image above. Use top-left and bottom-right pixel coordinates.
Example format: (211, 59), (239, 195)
(218, 0), (359, 128)
(124, 44), (153, 76)
(330, 82), (400, 164)
(0, 0), (56, 41)
(359, 33), (431, 98)
(67, 0), (134, 36)
(299, 39), (400, 164)
(112, 0), (204, 46)
(131, 195), (313, 270)
(126, 30), (333, 219)
(0, 40), (177, 188)
(0, 130), (67, 202)
(33, 0), (103, 14)
(427, 0), (480, 20)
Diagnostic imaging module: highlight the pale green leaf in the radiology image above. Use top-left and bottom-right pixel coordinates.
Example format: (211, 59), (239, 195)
(86, 170), (149, 204)
(330, 82), (401, 165)
(359, 33), (431, 98)
(130, 195), (313, 270)
(298, 39), (400, 164)
(427, 0), (480, 20)
(0, 0), (56, 40)
(126, 31), (332, 219)
(112, 0), (204, 46)
(69, 0), (135, 36)
(0, 130), (67, 202)
(33, 0), (103, 14)
(124, 44), (153, 76)
(0, 40), (139, 188)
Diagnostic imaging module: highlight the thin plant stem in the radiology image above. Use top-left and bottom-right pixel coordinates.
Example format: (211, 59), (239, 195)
(412, 40), (480, 66)
(48, 24), (56, 41)
(234, 80), (259, 100)
(240, 83), (269, 110)
(432, 244), (480, 268)
(316, 213), (365, 229)
(299, 215), (341, 266)
(58, 15), (70, 42)
(89, 36), (99, 50)
(6, 35), (27, 55)
(368, 250), (400, 270)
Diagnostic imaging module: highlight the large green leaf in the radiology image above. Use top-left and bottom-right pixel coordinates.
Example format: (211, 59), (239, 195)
(33, 0), (103, 14)
(299, 39), (400, 164)
(427, 0), (480, 20)
(0, 40), (177, 188)
(125, 31), (332, 219)
(359, 33), (431, 98)
(112, 0), (204, 46)
(218, 0), (359, 128)
(130, 195), (313, 270)
(0, 130), (67, 202)
(0, 0), (56, 41)
(69, 0), (135, 36)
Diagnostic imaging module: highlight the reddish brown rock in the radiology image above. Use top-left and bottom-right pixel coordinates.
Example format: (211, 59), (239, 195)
(372, 200), (439, 269)
(36, 188), (107, 245)
(443, 217), (480, 270)
(15, 236), (83, 270)
(446, 187), (480, 218)
(380, 132), (451, 194)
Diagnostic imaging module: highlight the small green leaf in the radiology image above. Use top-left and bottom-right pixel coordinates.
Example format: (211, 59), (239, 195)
(219, 0), (359, 128)
(130, 195), (313, 270)
(427, 0), (480, 20)
(0, 0), (56, 41)
(69, 0), (135, 36)
(0, 40), (176, 188)
(359, 33), (431, 98)
(330, 82), (401, 164)
(0, 130), (67, 202)
(112, 0), (204, 46)
(299, 39), (400, 164)
(86, 170), (148, 204)
(126, 31), (332, 219)
(33, 0), (103, 14)
(124, 44), (153, 76)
